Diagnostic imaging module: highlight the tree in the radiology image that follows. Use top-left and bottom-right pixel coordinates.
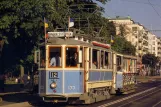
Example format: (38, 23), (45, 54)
(67, 0), (115, 43)
(119, 25), (126, 37)
(111, 36), (136, 55)
(0, 0), (68, 74)
(142, 53), (159, 68)
(0, 0), (136, 76)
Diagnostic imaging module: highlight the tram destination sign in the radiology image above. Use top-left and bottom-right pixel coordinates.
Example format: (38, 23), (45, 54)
(48, 32), (73, 38)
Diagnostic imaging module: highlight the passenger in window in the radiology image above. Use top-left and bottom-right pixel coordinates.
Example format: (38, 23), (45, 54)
(92, 61), (97, 69)
(104, 64), (108, 69)
(70, 52), (78, 66)
(56, 52), (61, 66)
(50, 53), (56, 67)
(117, 65), (121, 71)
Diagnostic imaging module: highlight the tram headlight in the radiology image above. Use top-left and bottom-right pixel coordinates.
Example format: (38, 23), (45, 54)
(50, 82), (57, 89)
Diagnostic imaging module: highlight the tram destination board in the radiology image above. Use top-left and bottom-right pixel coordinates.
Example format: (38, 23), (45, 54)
(49, 72), (58, 79)
(48, 32), (73, 38)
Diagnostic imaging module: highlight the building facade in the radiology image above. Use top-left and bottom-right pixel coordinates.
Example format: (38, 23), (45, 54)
(109, 17), (149, 56)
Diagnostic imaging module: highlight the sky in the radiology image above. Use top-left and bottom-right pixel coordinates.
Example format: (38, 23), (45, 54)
(96, 0), (161, 37)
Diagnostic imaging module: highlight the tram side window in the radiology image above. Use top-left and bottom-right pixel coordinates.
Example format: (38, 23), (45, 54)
(105, 52), (109, 69)
(123, 59), (126, 72)
(109, 52), (113, 69)
(101, 51), (105, 69)
(92, 49), (99, 69)
(89, 48), (91, 69)
(117, 56), (122, 71)
(66, 47), (78, 67)
(80, 47), (83, 68)
(49, 47), (62, 67)
(40, 46), (46, 68)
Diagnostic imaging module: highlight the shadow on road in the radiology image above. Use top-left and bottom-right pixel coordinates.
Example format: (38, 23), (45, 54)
(1, 93), (41, 103)
(0, 93), (70, 107)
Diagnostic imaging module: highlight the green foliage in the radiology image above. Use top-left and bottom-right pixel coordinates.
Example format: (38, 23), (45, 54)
(0, 0), (136, 75)
(119, 25), (126, 37)
(142, 54), (159, 68)
(111, 36), (136, 55)
(0, 0), (68, 73)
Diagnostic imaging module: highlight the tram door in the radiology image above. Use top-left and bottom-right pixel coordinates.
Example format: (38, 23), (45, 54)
(83, 47), (89, 93)
(116, 55), (123, 89)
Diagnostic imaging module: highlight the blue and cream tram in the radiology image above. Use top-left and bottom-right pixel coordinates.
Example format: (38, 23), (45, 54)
(34, 32), (137, 104)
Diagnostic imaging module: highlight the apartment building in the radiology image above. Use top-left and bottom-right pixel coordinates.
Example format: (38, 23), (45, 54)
(157, 37), (161, 57)
(109, 16), (134, 35)
(109, 17), (149, 56)
(148, 33), (159, 56)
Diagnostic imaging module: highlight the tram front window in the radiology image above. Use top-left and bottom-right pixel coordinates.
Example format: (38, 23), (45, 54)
(49, 47), (62, 68)
(66, 47), (78, 67)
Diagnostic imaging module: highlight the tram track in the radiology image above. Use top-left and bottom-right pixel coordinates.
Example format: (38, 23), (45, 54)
(96, 81), (161, 107)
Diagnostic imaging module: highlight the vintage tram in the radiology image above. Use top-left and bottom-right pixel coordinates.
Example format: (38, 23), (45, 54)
(34, 32), (137, 104)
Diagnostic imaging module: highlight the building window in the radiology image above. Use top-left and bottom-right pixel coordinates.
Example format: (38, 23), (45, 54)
(132, 27), (137, 31)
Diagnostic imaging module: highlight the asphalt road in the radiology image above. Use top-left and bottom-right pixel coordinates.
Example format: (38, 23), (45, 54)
(0, 78), (161, 107)
(96, 79), (161, 107)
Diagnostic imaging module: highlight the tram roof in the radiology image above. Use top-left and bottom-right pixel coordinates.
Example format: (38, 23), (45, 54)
(46, 37), (92, 47)
(123, 54), (137, 59)
(43, 36), (112, 51)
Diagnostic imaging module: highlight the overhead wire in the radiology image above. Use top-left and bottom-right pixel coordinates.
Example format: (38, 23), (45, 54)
(121, 0), (161, 7)
(148, 0), (161, 19)
(121, 0), (161, 32)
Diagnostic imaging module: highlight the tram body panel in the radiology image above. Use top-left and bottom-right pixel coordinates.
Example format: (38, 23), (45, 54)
(39, 70), (84, 95)
(87, 70), (113, 89)
(39, 70), (46, 95)
(47, 70), (63, 94)
(63, 70), (84, 94)
(88, 70), (113, 81)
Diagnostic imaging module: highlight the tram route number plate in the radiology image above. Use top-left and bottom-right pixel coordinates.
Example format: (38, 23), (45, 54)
(49, 72), (58, 79)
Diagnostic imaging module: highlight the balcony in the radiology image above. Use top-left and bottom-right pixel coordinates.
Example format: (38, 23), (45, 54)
(143, 41), (148, 46)
(143, 34), (148, 40)
(138, 46), (142, 50)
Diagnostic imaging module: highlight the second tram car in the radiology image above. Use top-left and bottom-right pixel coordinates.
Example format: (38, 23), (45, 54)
(34, 32), (137, 104)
